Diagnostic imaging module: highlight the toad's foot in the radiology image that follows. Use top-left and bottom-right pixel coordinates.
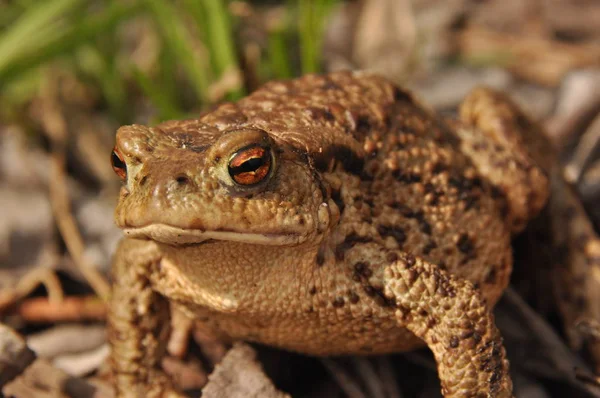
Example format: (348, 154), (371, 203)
(381, 253), (513, 397)
(457, 87), (551, 233)
(108, 239), (185, 398)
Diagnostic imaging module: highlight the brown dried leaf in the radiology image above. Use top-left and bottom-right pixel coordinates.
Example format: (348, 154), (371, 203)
(202, 343), (290, 398)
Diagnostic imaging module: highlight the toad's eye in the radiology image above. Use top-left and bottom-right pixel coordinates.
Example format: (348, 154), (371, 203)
(228, 145), (272, 186)
(111, 148), (127, 181)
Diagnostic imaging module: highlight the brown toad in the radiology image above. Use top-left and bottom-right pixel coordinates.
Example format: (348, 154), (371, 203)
(108, 71), (549, 397)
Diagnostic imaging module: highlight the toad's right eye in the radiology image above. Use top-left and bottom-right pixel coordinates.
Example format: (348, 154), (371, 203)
(111, 148), (127, 181)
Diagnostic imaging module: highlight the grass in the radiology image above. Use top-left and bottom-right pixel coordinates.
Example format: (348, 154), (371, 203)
(0, 0), (340, 124)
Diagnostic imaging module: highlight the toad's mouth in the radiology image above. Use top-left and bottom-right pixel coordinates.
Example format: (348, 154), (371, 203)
(122, 224), (305, 246)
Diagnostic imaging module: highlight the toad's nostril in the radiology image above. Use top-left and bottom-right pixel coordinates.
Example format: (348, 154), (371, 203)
(175, 175), (191, 185)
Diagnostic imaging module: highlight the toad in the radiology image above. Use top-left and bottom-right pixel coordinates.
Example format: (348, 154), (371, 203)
(108, 71), (549, 397)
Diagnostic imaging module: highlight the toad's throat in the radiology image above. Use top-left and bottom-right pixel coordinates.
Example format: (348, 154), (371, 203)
(122, 224), (305, 246)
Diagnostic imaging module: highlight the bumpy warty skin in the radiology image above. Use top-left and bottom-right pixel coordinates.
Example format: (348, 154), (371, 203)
(109, 71), (549, 398)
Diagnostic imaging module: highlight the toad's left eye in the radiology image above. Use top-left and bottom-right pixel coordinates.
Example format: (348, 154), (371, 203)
(228, 145), (272, 186)
(111, 147), (127, 181)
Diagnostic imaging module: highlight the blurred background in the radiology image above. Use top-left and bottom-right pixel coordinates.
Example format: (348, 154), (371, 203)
(1, 0), (600, 397)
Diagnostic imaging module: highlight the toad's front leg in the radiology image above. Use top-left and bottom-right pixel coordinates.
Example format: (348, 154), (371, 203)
(108, 238), (185, 398)
(381, 253), (513, 397)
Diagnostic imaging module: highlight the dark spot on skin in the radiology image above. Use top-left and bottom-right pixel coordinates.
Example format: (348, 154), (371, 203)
(393, 170), (422, 184)
(413, 211), (432, 235)
(426, 317), (437, 328)
(360, 170), (374, 181)
(356, 116), (371, 134)
(335, 233), (372, 261)
(393, 87), (413, 103)
(377, 224), (407, 245)
(405, 255), (416, 267)
(490, 185), (505, 199)
(484, 268), (497, 284)
(306, 106), (335, 122)
(390, 202), (415, 218)
(354, 262), (372, 278)
(386, 252), (399, 263)
(427, 191), (442, 206)
(332, 297), (345, 308)
(313, 145), (364, 176)
(335, 245), (347, 261)
(457, 233), (475, 255)
(348, 291), (360, 304)
(461, 193), (479, 211)
(309, 286), (317, 295)
(419, 220), (432, 235)
(407, 269), (419, 284)
(472, 141), (489, 151)
(423, 241), (437, 255)
(345, 232), (373, 246)
(315, 247), (326, 267)
(432, 162), (447, 174)
(449, 336), (459, 348)
(188, 145), (209, 153)
(364, 285), (396, 307)
(449, 176), (483, 199)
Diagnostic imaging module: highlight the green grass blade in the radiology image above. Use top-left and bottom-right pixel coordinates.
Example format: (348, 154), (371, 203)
(0, 2), (143, 83)
(131, 65), (185, 121)
(268, 28), (293, 79)
(297, 0), (339, 75)
(183, 0), (244, 100)
(144, 0), (210, 103)
(76, 45), (128, 122)
(298, 0), (317, 74)
(0, 0), (84, 72)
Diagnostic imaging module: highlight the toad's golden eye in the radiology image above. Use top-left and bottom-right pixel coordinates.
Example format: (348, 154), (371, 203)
(111, 147), (127, 181)
(228, 145), (272, 186)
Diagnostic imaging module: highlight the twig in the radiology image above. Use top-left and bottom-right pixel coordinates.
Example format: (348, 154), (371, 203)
(350, 357), (386, 398)
(16, 295), (106, 323)
(563, 114), (600, 184)
(168, 306), (194, 358)
(162, 355), (208, 391)
(457, 25), (600, 87)
(320, 358), (367, 398)
(0, 244), (62, 313)
(38, 79), (111, 302)
(376, 356), (403, 398)
(192, 322), (228, 367)
(501, 287), (600, 395)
